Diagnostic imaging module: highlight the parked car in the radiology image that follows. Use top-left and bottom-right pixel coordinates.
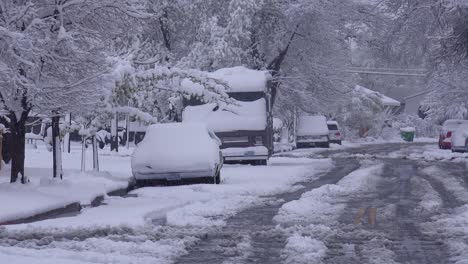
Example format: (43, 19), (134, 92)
(131, 123), (223, 186)
(451, 124), (468, 153)
(439, 119), (468, 149)
(296, 115), (330, 148)
(327, 120), (342, 145)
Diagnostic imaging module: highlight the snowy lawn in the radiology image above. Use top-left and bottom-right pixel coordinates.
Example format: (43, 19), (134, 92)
(0, 143), (133, 224)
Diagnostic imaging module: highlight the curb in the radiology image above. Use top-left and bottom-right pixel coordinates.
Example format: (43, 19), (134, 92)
(0, 182), (134, 226)
(0, 202), (82, 225)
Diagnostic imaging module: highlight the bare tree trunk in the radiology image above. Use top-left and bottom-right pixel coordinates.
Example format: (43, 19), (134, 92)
(10, 112), (28, 183)
(110, 112), (119, 152)
(51, 115), (63, 179)
(92, 136), (99, 172)
(81, 136), (86, 172)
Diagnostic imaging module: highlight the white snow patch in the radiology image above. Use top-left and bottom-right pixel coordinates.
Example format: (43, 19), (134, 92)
(275, 161), (384, 224)
(282, 234), (327, 264)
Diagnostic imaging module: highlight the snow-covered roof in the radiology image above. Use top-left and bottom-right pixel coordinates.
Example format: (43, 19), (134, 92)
(182, 66), (271, 94)
(182, 99), (267, 132)
(326, 120), (338, 125)
(355, 85), (401, 107)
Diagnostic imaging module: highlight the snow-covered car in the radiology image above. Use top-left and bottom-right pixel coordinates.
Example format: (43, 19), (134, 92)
(439, 119), (468, 149)
(450, 124), (468, 153)
(296, 115), (330, 148)
(131, 123), (223, 185)
(327, 120), (342, 145)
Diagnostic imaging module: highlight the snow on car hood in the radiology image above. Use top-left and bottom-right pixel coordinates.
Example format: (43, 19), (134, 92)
(131, 123), (219, 173)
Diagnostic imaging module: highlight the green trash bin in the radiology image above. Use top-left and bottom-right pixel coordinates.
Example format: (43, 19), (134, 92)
(400, 127), (415, 142)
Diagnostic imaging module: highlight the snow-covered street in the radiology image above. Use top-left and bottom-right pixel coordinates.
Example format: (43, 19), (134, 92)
(2, 142), (468, 263)
(1, 1), (468, 263)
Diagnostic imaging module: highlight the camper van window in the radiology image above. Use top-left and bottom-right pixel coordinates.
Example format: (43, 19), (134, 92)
(228, 92), (264, 102)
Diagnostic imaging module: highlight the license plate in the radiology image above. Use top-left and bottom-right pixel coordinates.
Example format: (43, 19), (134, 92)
(244, 151), (255, 157)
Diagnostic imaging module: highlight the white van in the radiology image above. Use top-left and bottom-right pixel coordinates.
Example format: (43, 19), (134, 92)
(451, 123), (468, 153)
(296, 115), (330, 148)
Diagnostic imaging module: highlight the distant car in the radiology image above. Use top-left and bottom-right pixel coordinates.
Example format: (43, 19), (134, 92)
(296, 115), (330, 148)
(327, 121), (342, 145)
(451, 124), (468, 153)
(439, 119), (468, 149)
(131, 123), (223, 185)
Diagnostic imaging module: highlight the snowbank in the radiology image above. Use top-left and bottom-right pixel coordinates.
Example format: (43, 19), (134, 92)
(183, 99), (267, 132)
(131, 123), (219, 174)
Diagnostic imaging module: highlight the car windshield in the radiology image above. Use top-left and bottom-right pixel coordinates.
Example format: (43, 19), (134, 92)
(327, 124), (338, 130)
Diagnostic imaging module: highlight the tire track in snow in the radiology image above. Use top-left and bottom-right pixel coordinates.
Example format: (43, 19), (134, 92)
(323, 160), (451, 264)
(175, 158), (360, 264)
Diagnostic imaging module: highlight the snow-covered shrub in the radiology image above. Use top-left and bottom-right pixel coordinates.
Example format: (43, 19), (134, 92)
(337, 88), (384, 139)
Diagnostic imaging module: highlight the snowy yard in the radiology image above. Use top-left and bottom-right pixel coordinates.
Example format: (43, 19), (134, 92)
(0, 143), (133, 224)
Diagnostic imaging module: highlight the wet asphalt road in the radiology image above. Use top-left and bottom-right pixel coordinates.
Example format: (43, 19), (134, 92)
(177, 143), (467, 264)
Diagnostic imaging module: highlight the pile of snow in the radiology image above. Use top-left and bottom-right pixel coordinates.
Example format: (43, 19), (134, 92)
(297, 115), (329, 136)
(183, 99), (267, 132)
(131, 123), (219, 174)
(404, 145), (468, 162)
